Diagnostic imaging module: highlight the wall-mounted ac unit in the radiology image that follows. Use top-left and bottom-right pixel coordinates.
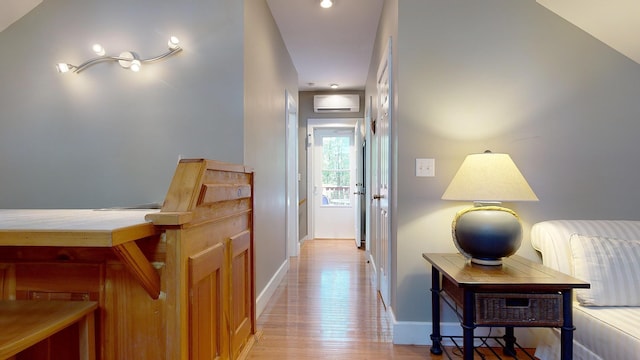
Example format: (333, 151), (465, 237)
(313, 94), (360, 113)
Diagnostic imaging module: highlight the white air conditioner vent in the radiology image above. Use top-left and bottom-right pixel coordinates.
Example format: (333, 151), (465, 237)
(313, 94), (360, 113)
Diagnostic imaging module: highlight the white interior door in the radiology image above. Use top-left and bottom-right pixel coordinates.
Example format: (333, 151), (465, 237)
(285, 91), (299, 257)
(374, 39), (392, 307)
(354, 119), (365, 248)
(313, 127), (356, 239)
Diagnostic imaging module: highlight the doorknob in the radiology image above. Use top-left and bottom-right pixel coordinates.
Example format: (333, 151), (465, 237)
(373, 194), (383, 200)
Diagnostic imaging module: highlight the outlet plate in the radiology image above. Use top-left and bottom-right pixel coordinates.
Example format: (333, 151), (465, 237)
(416, 158), (435, 177)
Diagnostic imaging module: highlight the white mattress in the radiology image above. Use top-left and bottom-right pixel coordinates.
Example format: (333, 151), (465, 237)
(536, 303), (640, 360)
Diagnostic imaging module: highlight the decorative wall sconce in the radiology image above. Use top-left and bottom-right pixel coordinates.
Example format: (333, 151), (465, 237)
(56, 36), (183, 74)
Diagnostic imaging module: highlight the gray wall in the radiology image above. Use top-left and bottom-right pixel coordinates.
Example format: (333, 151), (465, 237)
(0, 0), (299, 304)
(244, 0), (298, 297)
(0, 0), (244, 208)
(368, 0), (640, 325)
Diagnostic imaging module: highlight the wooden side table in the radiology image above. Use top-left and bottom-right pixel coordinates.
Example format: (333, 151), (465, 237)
(423, 253), (589, 360)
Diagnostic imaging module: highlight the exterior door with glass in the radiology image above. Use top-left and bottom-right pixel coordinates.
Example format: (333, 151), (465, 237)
(313, 128), (356, 239)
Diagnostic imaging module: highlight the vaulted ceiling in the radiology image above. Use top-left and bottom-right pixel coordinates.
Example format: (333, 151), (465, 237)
(0, 0), (42, 33)
(2, 1), (639, 91)
(536, 0), (640, 65)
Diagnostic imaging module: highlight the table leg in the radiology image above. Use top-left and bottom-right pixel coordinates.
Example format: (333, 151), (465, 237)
(462, 289), (474, 360)
(503, 326), (516, 356)
(429, 266), (443, 355)
(560, 290), (574, 360)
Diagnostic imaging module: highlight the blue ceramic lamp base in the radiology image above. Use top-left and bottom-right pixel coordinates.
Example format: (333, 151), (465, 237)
(451, 204), (522, 266)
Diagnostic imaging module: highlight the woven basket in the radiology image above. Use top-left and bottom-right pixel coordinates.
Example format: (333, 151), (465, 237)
(475, 292), (563, 326)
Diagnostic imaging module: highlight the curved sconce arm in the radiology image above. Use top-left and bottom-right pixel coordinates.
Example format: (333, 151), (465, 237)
(56, 36), (182, 74)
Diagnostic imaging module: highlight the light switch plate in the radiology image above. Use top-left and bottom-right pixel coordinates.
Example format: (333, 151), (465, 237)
(416, 158), (435, 177)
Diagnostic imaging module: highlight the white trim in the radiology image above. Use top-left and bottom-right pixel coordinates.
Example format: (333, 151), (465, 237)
(368, 251), (377, 281)
(285, 90), (299, 258)
(255, 259), (289, 319)
(391, 319), (541, 348)
(392, 319), (504, 346)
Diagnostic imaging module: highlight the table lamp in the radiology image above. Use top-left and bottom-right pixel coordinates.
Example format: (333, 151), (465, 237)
(442, 150), (538, 265)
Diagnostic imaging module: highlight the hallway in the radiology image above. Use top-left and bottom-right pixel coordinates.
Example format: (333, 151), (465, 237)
(246, 239), (429, 359)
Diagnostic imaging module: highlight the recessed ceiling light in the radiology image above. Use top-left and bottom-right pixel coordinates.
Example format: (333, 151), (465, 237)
(320, 0), (333, 9)
(330, 83), (339, 89)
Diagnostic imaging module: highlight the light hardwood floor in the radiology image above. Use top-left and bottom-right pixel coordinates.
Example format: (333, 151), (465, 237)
(246, 239), (534, 359)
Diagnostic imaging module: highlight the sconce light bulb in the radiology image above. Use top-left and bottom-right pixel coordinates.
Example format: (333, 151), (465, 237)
(56, 63), (70, 73)
(130, 59), (141, 72)
(92, 44), (106, 56)
(320, 0), (333, 8)
(168, 36), (180, 50)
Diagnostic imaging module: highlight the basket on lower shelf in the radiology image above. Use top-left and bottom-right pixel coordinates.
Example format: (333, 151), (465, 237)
(475, 292), (563, 326)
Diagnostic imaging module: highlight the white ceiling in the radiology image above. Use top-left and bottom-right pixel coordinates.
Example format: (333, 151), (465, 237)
(266, 0), (384, 91)
(2, 1), (639, 91)
(536, 0), (640, 64)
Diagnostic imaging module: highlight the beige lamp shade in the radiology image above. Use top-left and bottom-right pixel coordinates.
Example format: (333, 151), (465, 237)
(442, 151), (538, 202)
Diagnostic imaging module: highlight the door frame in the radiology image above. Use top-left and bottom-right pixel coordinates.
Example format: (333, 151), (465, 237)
(373, 38), (393, 308)
(285, 90), (299, 258)
(307, 118), (359, 240)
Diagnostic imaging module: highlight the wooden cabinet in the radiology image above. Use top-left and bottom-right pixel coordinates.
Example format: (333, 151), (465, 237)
(148, 159), (255, 360)
(189, 241), (227, 359)
(0, 159), (255, 360)
(229, 230), (253, 359)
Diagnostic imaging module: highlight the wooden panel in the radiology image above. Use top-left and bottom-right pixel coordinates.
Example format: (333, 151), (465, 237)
(11, 263), (102, 360)
(160, 160), (206, 213)
(189, 243), (225, 286)
(442, 275), (463, 308)
(229, 231), (253, 359)
(0, 209), (157, 247)
(14, 263), (103, 301)
(159, 159), (252, 214)
(0, 264), (14, 300)
(190, 201), (252, 227)
(183, 214), (251, 256)
(145, 211), (193, 226)
(0, 300), (97, 360)
(0, 247), (115, 263)
(203, 169), (252, 187)
(189, 243), (227, 360)
(112, 241), (161, 299)
(198, 184), (251, 206)
(103, 263), (165, 360)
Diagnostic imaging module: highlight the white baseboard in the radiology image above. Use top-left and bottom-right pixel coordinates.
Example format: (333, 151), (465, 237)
(255, 259), (290, 319)
(393, 318), (504, 345)
(392, 319), (541, 348)
(368, 252), (377, 278)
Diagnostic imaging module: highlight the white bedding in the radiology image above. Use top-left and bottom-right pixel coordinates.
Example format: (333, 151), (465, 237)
(531, 220), (640, 360)
(535, 304), (640, 360)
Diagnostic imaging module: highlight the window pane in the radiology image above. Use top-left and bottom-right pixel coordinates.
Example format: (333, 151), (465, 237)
(321, 136), (351, 206)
